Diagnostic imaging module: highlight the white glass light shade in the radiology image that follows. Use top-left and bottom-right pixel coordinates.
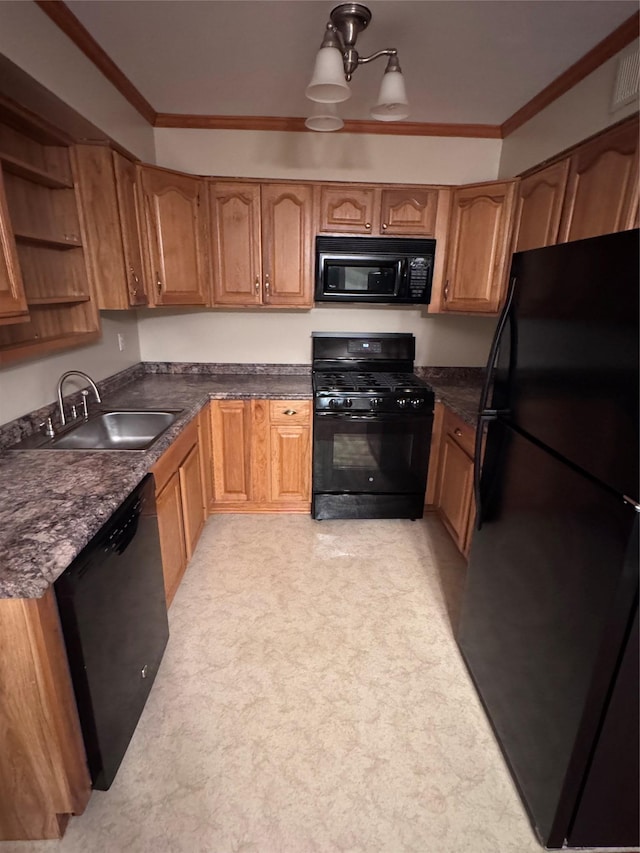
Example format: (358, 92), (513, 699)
(305, 101), (344, 132)
(370, 69), (410, 121)
(305, 47), (351, 103)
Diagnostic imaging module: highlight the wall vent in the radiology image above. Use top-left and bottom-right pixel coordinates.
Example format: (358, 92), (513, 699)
(611, 47), (639, 112)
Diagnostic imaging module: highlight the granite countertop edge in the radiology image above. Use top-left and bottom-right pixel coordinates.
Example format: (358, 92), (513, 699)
(0, 368), (482, 599)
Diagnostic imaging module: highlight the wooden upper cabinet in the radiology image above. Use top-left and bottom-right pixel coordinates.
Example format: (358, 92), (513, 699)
(210, 182), (261, 306)
(75, 145), (149, 309)
(0, 165), (28, 323)
(261, 183), (313, 306)
(512, 160), (570, 253)
(379, 188), (439, 236)
(441, 180), (517, 314)
(318, 184), (439, 236)
(318, 185), (377, 233)
(140, 166), (209, 306)
(210, 180), (313, 307)
(112, 152), (148, 307)
(559, 118), (639, 243)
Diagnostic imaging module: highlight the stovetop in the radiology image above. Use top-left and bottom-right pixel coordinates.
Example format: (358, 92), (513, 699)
(313, 371), (428, 393)
(313, 370), (434, 413)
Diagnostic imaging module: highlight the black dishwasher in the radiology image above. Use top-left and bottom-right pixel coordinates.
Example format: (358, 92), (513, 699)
(55, 474), (169, 790)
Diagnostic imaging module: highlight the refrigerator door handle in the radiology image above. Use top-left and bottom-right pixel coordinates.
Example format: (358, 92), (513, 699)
(474, 276), (517, 528)
(477, 274), (517, 418)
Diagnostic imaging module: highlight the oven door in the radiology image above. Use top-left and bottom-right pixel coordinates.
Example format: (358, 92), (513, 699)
(313, 411), (432, 495)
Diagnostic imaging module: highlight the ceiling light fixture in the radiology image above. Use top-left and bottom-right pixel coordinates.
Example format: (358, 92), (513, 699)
(305, 3), (409, 131)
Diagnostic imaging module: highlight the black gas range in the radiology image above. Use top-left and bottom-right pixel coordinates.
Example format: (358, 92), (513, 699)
(311, 332), (434, 520)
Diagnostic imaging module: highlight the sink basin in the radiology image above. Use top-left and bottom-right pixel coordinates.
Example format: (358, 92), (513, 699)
(49, 410), (182, 450)
(9, 409), (184, 451)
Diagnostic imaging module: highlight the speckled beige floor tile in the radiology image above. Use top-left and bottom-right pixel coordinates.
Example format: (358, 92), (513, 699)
(6, 515), (551, 853)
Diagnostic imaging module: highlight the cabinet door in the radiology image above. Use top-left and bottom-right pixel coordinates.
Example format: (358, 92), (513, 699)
(156, 471), (187, 607)
(179, 442), (205, 559)
(211, 400), (252, 502)
(318, 185), (378, 233)
(198, 403), (214, 511)
(141, 166), (209, 306)
(113, 152), (149, 307)
(261, 183), (313, 306)
(210, 182), (262, 306)
(437, 432), (474, 554)
(512, 160), (570, 252)
(443, 180), (516, 314)
(0, 165), (28, 322)
(270, 423), (311, 502)
(559, 118), (639, 243)
(379, 188), (439, 236)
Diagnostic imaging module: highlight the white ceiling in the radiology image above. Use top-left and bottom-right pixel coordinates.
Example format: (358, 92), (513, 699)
(65, 0), (638, 125)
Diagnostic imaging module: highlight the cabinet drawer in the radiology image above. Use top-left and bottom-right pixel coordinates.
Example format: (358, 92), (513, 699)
(269, 399), (311, 424)
(443, 408), (475, 457)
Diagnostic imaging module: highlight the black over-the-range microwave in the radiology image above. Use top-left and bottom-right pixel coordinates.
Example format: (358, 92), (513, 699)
(315, 235), (436, 305)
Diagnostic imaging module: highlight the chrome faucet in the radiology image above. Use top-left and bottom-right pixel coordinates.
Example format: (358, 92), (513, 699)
(56, 371), (102, 426)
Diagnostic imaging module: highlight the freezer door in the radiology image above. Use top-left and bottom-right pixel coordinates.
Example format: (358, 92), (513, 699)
(459, 421), (638, 847)
(493, 229), (638, 498)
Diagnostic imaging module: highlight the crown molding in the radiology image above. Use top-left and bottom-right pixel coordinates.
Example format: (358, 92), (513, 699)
(34, 0), (157, 126)
(154, 113), (503, 138)
(501, 11), (639, 137)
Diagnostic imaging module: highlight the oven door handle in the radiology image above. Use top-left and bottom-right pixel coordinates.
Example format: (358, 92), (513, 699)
(314, 412), (431, 421)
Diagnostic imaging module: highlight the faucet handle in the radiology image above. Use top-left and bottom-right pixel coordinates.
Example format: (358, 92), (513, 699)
(80, 389), (90, 419)
(39, 417), (55, 438)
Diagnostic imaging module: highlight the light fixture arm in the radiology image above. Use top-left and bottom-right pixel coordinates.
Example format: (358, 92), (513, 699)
(355, 48), (397, 66)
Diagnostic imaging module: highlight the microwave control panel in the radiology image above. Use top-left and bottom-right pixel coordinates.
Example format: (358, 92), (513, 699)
(407, 257), (432, 300)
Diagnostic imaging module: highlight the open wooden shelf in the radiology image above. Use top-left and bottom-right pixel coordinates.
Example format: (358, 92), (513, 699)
(0, 329), (100, 366)
(0, 152), (72, 189)
(14, 231), (82, 250)
(27, 294), (90, 306)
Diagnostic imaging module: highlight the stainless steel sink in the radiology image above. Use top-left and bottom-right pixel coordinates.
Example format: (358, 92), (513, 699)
(11, 410), (184, 451)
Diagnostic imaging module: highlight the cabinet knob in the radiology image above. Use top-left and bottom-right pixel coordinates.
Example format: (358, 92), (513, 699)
(129, 266), (140, 285)
(365, 222), (371, 230)
(264, 273), (271, 302)
(454, 428), (463, 437)
(156, 273), (162, 295)
(444, 279), (450, 301)
(283, 409), (297, 416)
(255, 276), (260, 294)
(381, 223), (388, 230)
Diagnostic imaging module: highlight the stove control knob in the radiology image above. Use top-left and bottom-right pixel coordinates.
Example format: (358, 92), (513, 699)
(344, 398), (353, 408)
(397, 397), (409, 409)
(369, 397), (381, 410)
(410, 398), (424, 409)
(329, 398), (342, 410)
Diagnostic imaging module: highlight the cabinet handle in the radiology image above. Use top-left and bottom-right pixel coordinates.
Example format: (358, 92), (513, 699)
(130, 266), (140, 285)
(365, 222), (371, 230)
(156, 273), (162, 295)
(264, 273), (270, 302)
(454, 428), (463, 437)
(444, 279), (449, 301)
(283, 409), (297, 416)
(255, 276), (260, 294)
(381, 223), (388, 230)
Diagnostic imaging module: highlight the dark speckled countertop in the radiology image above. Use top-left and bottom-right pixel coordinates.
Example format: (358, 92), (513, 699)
(0, 365), (483, 599)
(0, 372), (311, 599)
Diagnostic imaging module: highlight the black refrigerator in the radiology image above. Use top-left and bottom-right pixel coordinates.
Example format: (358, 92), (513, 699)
(458, 229), (639, 849)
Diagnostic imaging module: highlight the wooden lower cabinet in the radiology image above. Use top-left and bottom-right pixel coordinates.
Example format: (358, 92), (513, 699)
(210, 398), (311, 512)
(0, 590), (91, 841)
(152, 414), (207, 606)
(432, 405), (477, 557)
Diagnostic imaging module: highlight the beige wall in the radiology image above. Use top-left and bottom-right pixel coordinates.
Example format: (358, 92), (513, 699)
(136, 307), (495, 368)
(499, 41), (639, 177)
(154, 128), (501, 184)
(0, 2), (155, 161)
(0, 314), (141, 425)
